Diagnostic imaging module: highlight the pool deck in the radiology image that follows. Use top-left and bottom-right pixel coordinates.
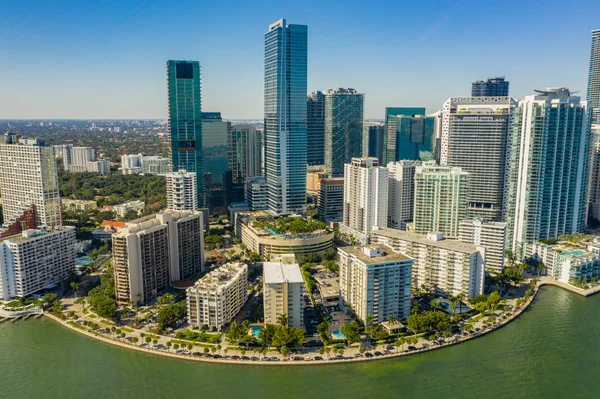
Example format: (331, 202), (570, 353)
(538, 277), (600, 297)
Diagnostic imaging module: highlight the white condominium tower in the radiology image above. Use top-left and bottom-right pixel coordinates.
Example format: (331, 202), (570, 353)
(229, 125), (263, 185)
(166, 169), (198, 211)
(413, 161), (468, 238)
(387, 160), (421, 230)
(342, 157), (388, 243)
(371, 228), (485, 298)
(187, 262), (248, 331)
(0, 135), (62, 229)
(459, 218), (507, 274)
(441, 96), (516, 221)
(0, 227), (76, 300)
(505, 88), (590, 251)
(338, 245), (412, 323)
(112, 211), (204, 305)
(263, 254), (305, 329)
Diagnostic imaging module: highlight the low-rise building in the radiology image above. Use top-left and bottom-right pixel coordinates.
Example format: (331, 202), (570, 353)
(0, 227), (76, 300)
(114, 200), (145, 218)
(314, 273), (340, 304)
(263, 254), (305, 328)
(187, 262), (248, 331)
(62, 199), (98, 212)
(371, 227), (485, 298)
(112, 211), (204, 305)
(338, 245), (412, 324)
(526, 241), (600, 284)
(240, 216), (334, 260)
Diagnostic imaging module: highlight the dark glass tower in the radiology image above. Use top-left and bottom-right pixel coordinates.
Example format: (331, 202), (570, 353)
(264, 18), (308, 215)
(366, 125), (385, 163)
(167, 60), (203, 208)
(471, 77), (509, 97)
(307, 91), (325, 165)
(324, 88), (364, 177)
(587, 29), (600, 125)
(383, 107), (433, 164)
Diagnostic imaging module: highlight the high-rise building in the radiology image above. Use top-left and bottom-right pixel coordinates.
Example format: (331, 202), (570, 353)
(588, 30), (600, 125)
(383, 107), (433, 164)
(112, 211), (204, 305)
(324, 88), (364, 177)
(167, 60), (204, 208)
(53, 144), (72, 166)
(121, 154), (143, 175)
(187, 262), (248, 331)
(263, 254), (305, 328)
(365, 124), (385, 163)
(166, 170), (198, 211)
(307, 91), (326, 165)
(0, 227), (76, 300)
(371, 228), (486, 298)
(588, 126), (600, 221)
(0, 135), (62, 230)
(441, 96), (516, 221)
(69, 147), (96, 172)
(505, 88), (590, 251)
(141, 156), (171, 175)
(202, 112), (231, 188)
(338, 245), (412, 324)
(264, 19), (308, 215)
(387, 160), (421, 230)
(471, 77), (509, 97)
(229, 124), (263, 185)
(459, 218), (507, 274)
(342, 157), (388, 243)
(413, 161), (469, 238)
(317, 177), (344, 222)
(245, 177), (268, 211)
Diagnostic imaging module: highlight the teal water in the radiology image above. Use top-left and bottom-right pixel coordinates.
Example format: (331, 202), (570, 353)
(1, 286), (599, 398)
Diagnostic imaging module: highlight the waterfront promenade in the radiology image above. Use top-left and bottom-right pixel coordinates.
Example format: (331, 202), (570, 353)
(538, 277), (600, 297)
(42, 285), (540, 366)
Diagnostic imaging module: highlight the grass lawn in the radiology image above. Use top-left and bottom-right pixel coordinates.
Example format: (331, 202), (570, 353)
(68, 321), (86, 331)
(87, 314), (97, 319)
(121, 327), (134, 333)
(100, 319), (112, 326)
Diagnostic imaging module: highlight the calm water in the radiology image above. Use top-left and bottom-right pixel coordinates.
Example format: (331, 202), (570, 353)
(1, 286), (599, 399)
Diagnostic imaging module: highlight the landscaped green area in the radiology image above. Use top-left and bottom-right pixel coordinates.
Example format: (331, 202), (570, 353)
(253, 217), (329, 235)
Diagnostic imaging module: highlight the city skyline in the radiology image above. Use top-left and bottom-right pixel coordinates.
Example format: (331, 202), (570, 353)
(1, 1), (599, 119)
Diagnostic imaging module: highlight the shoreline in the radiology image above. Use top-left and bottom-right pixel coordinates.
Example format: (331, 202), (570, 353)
(42, 288), (539, 367)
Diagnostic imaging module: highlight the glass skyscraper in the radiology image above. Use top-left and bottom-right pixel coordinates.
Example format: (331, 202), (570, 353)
(202, 112), (232, 210)
(167, 60), (203, 208)
(307, 91), (325, 165)
(264, 18), (308, 215)
(383, 107), (433, 164)
(471, 77), (509, 97)
(324, 88), (364, 177)
(587, 29), (600, 125)
(505, 88), (590, 251)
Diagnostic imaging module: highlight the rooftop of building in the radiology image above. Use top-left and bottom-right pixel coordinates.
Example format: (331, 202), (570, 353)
(188, 262), (247, 292)
(101, 220), (126, 228)
(320, 177), (344, 185)
(372, 227), (481, 254)
(339, 244), (411, 264)
(248, 216), (331, 239)
(263, 259), (304, 284)
(1, 226), (74, 243)
(314, 273), (340, 299)
(114, 210), (201, 235)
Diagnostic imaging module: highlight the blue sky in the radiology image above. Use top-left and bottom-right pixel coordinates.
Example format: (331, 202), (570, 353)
(1, 0), (599, 119)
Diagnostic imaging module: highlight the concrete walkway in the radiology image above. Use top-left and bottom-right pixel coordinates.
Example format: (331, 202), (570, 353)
(538, 277), (600, 297)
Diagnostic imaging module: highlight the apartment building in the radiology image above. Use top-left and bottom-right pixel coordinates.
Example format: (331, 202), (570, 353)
(187, 262), (248, 331)
(263, 254), (305, 328)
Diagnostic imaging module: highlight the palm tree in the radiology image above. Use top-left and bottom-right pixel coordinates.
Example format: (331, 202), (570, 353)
(132, 337), (139, 346)
(325, 347), (331, 360)
(388, 315), (397, 326)
(217, 344), (222, 355)
(277, 314), (289, 328)
(365, 313), (375, 338)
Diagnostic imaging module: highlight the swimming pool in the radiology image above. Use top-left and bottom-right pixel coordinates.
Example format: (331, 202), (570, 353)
(331, 330), (345, 339)
(266, 228), (280, 236)
(563, 250), (586, 256)
(251, 325), (261, 337)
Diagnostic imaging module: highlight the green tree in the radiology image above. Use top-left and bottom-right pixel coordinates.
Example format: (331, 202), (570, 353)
(365, 313), (375, 338)
(227, 321), (240, 345)
(407, 311), (451, 333)
(487, 291), (502, 310)
(340, 321), (360, 345)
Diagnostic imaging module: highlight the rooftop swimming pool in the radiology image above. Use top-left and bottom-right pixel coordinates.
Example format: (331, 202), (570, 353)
(562, 250), (586, 256)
